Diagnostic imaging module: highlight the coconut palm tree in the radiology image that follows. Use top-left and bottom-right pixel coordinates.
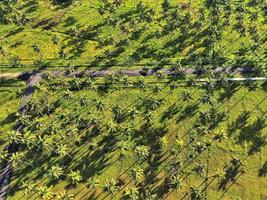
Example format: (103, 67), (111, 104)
(22, 131), (36, 149)
(86, 177), (100, 190)
(112, 104), (123, 122)
(162, 0), (170, 13)
(182, 90), (193, 102)
(55, 190), (74, 200)
(193, 164), (205, 177)
(159, 136), (168, 151)
(200, 94), (213, 105)
(167, 174), (183, 192)
(107, 119), (118, 134)
(128, 108), (139, 120)
(48, 165), (64, 180)
(124, 186), (139, 200)
(173, 139), (184, 152)
(213, 130), (227, 142)
(10, 152), (26, 168)
(168, 155), (183, 174)
(134, 78), (147, 90)
(193, 142), (207, 155)
(144, 111), (154, 124)
(0, 150), (8, 162)
(21, 180), (36, 195)
(189, 186), (205, 200)
(149, 99), (161, 110)
(36, 136), (54, 153)
(121, 125), (134, 139)
(135, 145), (149, 161)
(152, 84), (162, 93)
(130, 166), (144, 182)
(56, 144), (69, 157)
(144, 189), (157, 200)
(37, 186), (54, 200)
(64, 89), (73, 100)
(94, 98), (106, 111)
(68, 170), (82, 185)
(7, 130), (22, 144)
(117, 140), (130, 158)
(122, 76), (132, 87)
(103, 178), (118, 194)
(79, 96), (88, 106)
(186, 78), (196, 87)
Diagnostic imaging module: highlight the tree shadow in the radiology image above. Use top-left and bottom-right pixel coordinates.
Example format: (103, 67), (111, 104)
(63, 16), (77, 27)
(258, 161), (267, 177)
(228, 111), (250, 136)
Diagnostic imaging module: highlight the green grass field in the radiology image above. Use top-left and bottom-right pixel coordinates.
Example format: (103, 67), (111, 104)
(0, 0), (266, 73)
(0, 79), (24, 151)
(3, 74), (266, 200)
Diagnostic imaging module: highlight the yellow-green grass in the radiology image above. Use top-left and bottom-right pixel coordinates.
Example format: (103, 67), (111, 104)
(0, 0), (266, 72)
(0, 79), (25, 151)
(6, 76), (267, 199)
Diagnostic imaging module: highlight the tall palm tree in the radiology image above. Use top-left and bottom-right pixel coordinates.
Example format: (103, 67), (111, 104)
(0, 150), (8, 162)
(68, 170), (82, 185)
(130, 166), (144, 182)
(117, 140), (130, 158)
(112, 104), (123, 122)
(94, 98), (106, 111)
(128, 108), (139, 120)
(144, 111), (154, 124)
(37, 186), (54, 200)
(22, 131), (36, 149)
(193, 164), (205, 177)
(134, 78), (147, 90)
(189, 186), (205, 200)
(159, 136), (168, 151)
(86, 177), (100, 190)
(124, 186), (139, 200)
(10, 152), (25, 168)
(152, 84), (162, 93)
(56, 144), (69, 157)
(200, 94), (213, 105)
(182, 90), (193, 102)
(135, 145), (149, 161)
(167, 174), (183, 192)
(55, 190), (74, 200)
(48, 165), (64, 180)
(21, 180), (36, 195)
(7, 130), (22, 144)
(213, 130), (227, 142)
(103, 178), (118, 194)
(107, 119), (118, 134)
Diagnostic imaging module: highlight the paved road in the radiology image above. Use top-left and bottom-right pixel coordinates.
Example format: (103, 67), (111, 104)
(0, 67), (264, 79)
(0, 73), (42, 200)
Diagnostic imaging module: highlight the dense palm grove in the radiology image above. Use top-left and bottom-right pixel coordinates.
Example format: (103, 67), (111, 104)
(0, 0), (266, 199)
